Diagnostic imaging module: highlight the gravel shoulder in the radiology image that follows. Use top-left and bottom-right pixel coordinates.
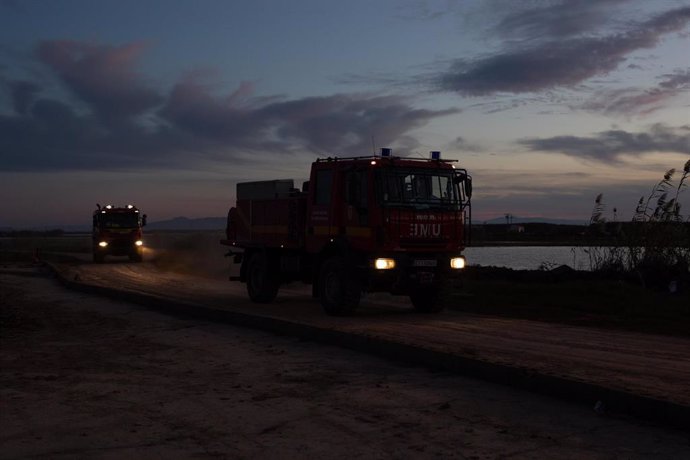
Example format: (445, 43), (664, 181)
(2, 266), (689, 459)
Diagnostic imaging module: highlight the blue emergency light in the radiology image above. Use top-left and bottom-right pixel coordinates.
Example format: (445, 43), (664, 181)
(380, 147), (392, 157)
(430, 151), (441, 160)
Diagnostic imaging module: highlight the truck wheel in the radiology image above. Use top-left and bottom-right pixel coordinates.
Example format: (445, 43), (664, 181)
(93, 252), (104, 263)
(410, 287), (445, 313)
(129, 251), (143, 262)
(320, 257), (360, 316)
(246, 252), (279, 303)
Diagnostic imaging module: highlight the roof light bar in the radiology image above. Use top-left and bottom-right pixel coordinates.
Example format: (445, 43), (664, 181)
(380, 147), (392, 157)
(430, 151), (441, 160)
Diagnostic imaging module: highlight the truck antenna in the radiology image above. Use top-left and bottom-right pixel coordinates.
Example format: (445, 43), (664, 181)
(371, 135), (376, 155)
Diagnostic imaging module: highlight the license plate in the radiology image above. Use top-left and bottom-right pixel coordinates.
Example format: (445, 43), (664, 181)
(417, 271), (435, 284)
(413, 259), (437, 267)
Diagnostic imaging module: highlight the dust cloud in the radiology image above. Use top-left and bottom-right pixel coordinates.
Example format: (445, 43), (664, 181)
(0, 231), (234, 279)
(145, 231), (230, 280)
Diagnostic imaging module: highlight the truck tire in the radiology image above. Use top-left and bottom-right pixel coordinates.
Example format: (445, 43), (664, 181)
(129, 251), (143, 262)
(320, 256), (360, 316)
(410, 287), (445, 313)
(93, 252), (104, 263)
(246, 252), (280, 303)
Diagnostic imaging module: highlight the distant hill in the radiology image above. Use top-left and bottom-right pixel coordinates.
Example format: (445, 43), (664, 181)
(481, 216), (588, 226)
(146, 216), (226, 231)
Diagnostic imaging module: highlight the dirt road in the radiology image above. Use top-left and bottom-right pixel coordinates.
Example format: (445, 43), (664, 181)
(2, 267), (689, 458)
(53, 261), (690, 410)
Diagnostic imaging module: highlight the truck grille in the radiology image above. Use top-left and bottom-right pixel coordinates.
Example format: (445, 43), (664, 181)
(398, 238), (449, 248)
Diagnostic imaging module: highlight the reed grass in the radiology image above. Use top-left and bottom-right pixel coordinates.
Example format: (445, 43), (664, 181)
(586, 160), (690, 290)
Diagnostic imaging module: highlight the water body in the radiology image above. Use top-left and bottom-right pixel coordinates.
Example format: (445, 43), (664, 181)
(464, 246), (591, 271)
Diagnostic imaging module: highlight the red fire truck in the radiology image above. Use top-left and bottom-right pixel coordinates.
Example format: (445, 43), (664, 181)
(92, 204), (147, 263)
(221, 148), (472, 315)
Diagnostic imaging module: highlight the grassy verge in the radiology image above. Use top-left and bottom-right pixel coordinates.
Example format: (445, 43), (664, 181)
(452, 268), (690, 337)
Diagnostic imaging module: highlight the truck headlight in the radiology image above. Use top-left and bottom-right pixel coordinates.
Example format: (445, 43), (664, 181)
(98, 241), (108, 248)
(135, 240), (143, 246)
(374, 258), (396, 270)
(450, 257), (466, 269)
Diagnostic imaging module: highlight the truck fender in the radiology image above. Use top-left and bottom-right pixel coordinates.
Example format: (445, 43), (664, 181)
(312, 238), (355, 298)
(226, 207), (238, 242)
(240, 247), (261, 282)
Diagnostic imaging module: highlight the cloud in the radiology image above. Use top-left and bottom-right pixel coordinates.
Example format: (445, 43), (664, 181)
(37, 40), (163, 123)
(260, 95), (458, 154)
(580, 69), (690, 116)
(0, 40), (458, 172)
(8, 80), (40, 115)
(659, 69), (690, 89)
(437, 5), (690, 95)
(494, 0), (627, 41)
(520, 124), (690, 163)
(394, 0), (456, 21)
(160, 75), (459, 155)
(446, 136), (484, 153)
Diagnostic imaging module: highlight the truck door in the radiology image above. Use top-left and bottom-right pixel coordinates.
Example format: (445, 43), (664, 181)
(306, 167), (335, 250)
(342, 169), (369, 228)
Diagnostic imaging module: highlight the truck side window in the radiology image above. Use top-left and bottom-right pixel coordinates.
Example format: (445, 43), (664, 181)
(403, 175), (414, 200)
(346, 170), (367, 210)
(314, 170), (333, 205)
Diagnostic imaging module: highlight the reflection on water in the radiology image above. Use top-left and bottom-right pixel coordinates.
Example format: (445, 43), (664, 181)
(464, 246), (590, 271)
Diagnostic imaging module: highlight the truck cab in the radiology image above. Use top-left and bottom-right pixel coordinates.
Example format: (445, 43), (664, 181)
(306, 150), (472, 311)
(92, 204), (147, 263)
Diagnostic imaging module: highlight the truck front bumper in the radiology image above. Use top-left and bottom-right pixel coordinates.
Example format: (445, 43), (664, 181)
(94, 239), (143, 256)
(366, 253), (465, 294)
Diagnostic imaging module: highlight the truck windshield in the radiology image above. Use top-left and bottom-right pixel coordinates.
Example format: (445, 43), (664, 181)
(376, 169), (461, 210)
(100, 213), (140, 228)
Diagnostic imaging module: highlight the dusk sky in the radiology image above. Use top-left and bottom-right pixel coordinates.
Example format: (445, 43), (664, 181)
(1, 0), (689, 228)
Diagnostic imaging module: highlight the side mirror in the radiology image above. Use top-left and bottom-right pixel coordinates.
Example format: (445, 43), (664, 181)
(454, 173), (472, 199)
(142, 214), (148, 226)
